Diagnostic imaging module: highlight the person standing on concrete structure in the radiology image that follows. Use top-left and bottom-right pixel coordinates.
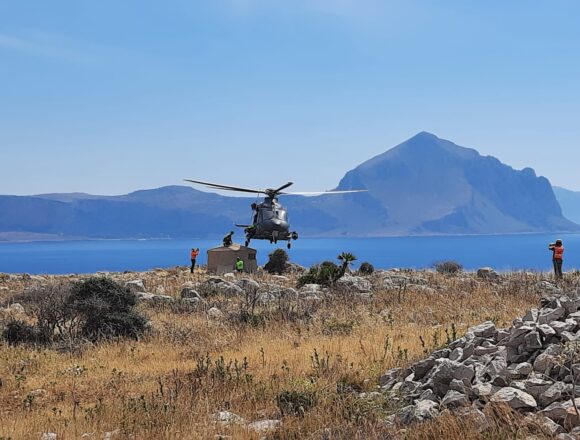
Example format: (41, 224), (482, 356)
(190, 248), (200, 273)
(548, 239), (564, 280)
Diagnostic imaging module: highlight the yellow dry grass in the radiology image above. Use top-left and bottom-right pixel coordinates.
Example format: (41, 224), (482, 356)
(0, 268), (569, 439)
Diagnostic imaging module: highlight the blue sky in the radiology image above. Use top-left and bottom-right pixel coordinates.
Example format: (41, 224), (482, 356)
(1, 0), (579, 195)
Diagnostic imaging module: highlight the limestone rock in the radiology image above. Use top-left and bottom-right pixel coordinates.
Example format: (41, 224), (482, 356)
(430, 359), (474, 397)
(538, 307), (566, 325)
(413, 400), (440, 421)
(520, 377), (554, 400)
(135, 292), (174, 302)
(507, 362), (533, 379)
(468, 321), (497, 339)
(561, 331), (579, 343)
(212, 411), (246, 425)
(538, 324), (557, 340)
(524, 331), (543, 351)
(540, 398), (580, 424)
(449, 347), (463, 362)
(477, 267), (499, 280)
(379, 368), (402, 388)
(531, 415), (565, 435)
(539, 382), (573, 407)
(102, 430), (120, 440)
(235, 278), (260, 290)
(182, 297), (203, 306)
(216, 282), (243, 296)
(247, 419), (281, 433)
(472, 382), (499, 398)
(506, 326), (533, 347)
(568, 311), (580, 326)
(181, 286), (202, 299)
(336, 275), (372, 293)
(550, 319), (577, 335)
(412, 357), (436, 380)
(207, 307), (224, 320)
(533, 353), (558, 375)
(490, 387), (537, 410)
(300, 284), (322, 294)
(523, 309), (539, 323)
(417, 389), (438, 402)
(441, 390), (469, 408)
(125, 280), (146, 293)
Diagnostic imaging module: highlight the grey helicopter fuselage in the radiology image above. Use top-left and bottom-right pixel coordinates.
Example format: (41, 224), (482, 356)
(246, 196), (294, 243)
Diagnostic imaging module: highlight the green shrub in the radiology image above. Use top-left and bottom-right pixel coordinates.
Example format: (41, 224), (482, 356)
(298, 261), (341, 287)
(228, 310), (267, 328)
(2, 278), (148, 345)
(264, 249), (289, 274)
(68, 277), (148, 341)
(433, 260), (463, 275)
(323, 319), (354, 336)
(69, 277), (136, 314)
(298, 252), (357, 287)
(3, 320), (44, 345)
(82, 311), (148, 340)
(276, 390), (317, 416)
(358, 262), (374, 275)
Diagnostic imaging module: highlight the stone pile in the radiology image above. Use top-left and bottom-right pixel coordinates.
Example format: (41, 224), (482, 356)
(379, 293), (580, 437)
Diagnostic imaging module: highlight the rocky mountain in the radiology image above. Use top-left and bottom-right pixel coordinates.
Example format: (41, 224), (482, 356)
(328, 132), (577, 235)
(553, 187), (580, 225)
(0, 132), (576, 240)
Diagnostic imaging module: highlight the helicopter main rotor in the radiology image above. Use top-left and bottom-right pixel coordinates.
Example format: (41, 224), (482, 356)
(183, 179), (366, 198)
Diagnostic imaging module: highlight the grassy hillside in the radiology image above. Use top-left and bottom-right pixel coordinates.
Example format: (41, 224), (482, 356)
(0, 266), (570, 439)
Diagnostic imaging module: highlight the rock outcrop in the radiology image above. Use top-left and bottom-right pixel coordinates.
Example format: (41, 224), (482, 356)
(379, 292), (580, 435)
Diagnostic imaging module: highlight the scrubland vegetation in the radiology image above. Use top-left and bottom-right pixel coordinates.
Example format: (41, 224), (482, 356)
(0, 264), (574, 439)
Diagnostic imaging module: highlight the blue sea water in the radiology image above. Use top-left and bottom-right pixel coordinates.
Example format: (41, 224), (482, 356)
(0, 234), (578, 275)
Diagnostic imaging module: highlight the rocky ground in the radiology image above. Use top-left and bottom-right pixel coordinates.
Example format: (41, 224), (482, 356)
(0, 266), (578, 439)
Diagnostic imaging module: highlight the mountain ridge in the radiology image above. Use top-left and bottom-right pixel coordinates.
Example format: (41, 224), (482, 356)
(1, 132), (577, 240)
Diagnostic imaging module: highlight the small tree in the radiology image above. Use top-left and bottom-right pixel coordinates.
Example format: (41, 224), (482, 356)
(68, 277), (148, 341)
(433, 260), (463, 275)
(264, 249), (289, 274)
(2, 278), (149, 346)
(358, 262), (375, 275)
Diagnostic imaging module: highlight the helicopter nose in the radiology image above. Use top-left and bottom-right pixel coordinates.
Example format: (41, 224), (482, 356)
(271, 219), (288, 229)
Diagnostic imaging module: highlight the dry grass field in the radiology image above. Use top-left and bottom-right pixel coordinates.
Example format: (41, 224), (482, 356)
(0, 267), (573, 439)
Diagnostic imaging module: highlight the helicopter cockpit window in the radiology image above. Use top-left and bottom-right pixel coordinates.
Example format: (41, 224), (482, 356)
(277, 209), (288, 221)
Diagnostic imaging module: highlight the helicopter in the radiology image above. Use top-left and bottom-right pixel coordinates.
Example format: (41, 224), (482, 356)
(184, 179), (366, 249)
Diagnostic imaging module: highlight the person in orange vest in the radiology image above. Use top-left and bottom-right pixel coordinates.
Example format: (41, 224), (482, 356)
(190, 248), (200, 273)
(548, 239), (564, 280)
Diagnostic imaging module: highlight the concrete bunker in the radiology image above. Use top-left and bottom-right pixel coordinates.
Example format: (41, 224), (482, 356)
(206, 243), (258, 275)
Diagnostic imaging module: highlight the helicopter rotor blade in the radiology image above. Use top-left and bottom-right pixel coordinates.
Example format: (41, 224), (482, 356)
(272, 182), (294, 194)
(184, 179), (265, 194)
(282, 190), (368, 196)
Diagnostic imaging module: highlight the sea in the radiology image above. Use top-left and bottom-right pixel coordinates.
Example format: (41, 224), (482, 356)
(0, 234), (578, 275)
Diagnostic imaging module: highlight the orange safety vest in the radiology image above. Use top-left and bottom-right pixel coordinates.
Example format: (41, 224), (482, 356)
(191, 250), (199, 259)
(554, 246), (564, 260)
